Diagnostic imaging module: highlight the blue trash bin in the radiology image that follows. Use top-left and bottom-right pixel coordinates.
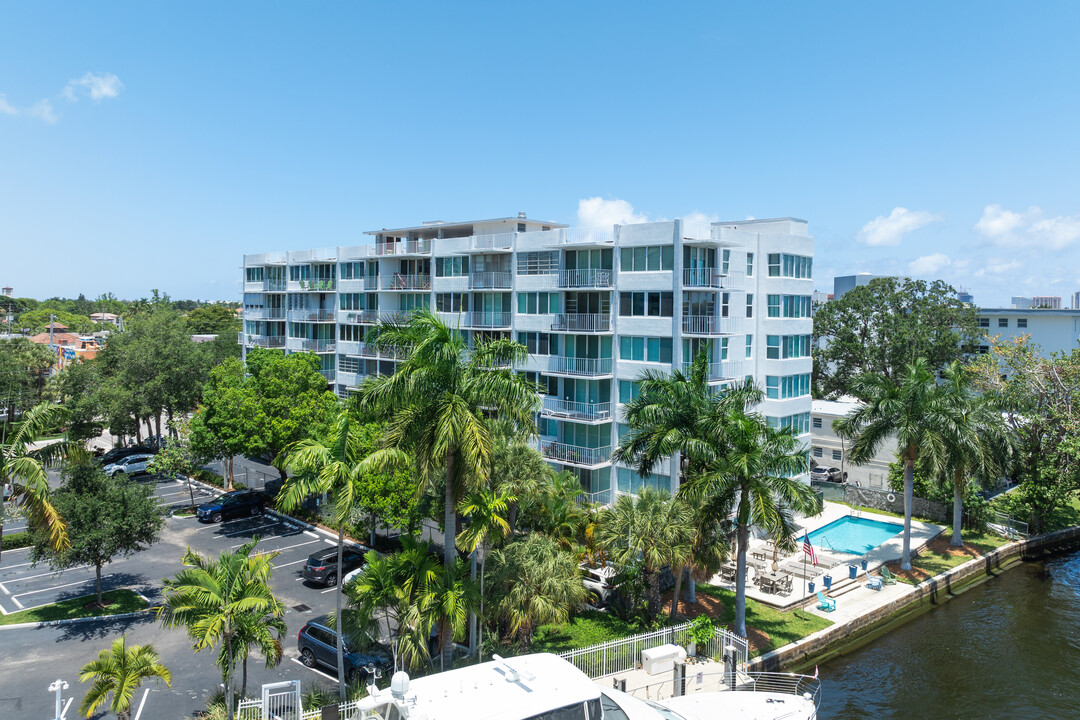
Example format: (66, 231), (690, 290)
(809, 581), (816, 594)
(861, 558), (869, 571)
(823, 575), (833, 590)
(849, 564), (857, 580)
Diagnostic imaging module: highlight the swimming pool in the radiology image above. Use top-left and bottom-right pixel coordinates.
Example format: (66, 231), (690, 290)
(806, 516), (904, 555)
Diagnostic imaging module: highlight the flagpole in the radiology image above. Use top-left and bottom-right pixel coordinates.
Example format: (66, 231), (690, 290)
(801, 540), (807, 619)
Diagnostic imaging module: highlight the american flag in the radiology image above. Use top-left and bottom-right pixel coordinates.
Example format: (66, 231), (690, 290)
(802, 533), (818, 566)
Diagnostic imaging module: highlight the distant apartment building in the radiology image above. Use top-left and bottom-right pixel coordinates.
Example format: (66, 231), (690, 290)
(1072, 291), (1080, 310)
(241, 215), (815, 502)
(811, 399), (893, 490)
(1032, 296), (1062, 309)
(956, 288), (973, 304)
(832, 273), (890, 300)
(977, 308), (1080, 357)
(1, 286), (12, 298)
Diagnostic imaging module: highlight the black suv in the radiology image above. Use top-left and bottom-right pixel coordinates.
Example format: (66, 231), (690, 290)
(302, 547), (367, 587)
(97, 446), (156, 466)
(196, 490), (265, 523)
(297, 618), (391, 682)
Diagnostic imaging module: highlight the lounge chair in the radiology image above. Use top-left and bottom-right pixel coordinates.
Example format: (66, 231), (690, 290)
(815, 591), (836, 612)
(863, 566), (882, 591)
(880, 565), (898, 585)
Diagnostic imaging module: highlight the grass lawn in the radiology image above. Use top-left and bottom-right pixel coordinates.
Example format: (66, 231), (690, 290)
(889, 530), (1013, 585)
(694, 583), (833, 656)
(531, 611), (645, 653)
(0, 589), (149, 627)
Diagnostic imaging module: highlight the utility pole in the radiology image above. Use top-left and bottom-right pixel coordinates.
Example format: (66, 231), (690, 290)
(48, 313), (56, 345)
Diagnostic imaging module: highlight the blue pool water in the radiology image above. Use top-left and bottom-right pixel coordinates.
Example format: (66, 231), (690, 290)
(805, 516), (904, 555)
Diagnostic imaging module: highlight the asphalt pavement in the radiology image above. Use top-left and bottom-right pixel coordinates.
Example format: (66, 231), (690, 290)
(0, 470), (364, 720)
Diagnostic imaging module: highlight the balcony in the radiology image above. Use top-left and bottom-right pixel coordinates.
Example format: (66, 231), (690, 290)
(321, 369), (337, 383)
(264, 279), (287, 292)
(681, 316), (742, 335)
(471, 233), (514, 251)
(546, 356), (613, 377)
(551, 313), (612, 333)
(468, 271), (513, 289)
(681, 360), (746, 383)
(541, 397), (613, 422)
(340, 310), (378, 324)
(380, 273), (431, 291)
(338, 278), (366, 292)
(374, 239), (431, 256)
(287, 338), (337, 353)
(243, 281), (264, 293)
(245, 335), (286, 349)
(558, 269), (612, 289)
(464, 311), (512, 328)
(682, 268), (746, 289)
(288, 279), (337, 292)
(336, 370), (361, 387)
(243, 308), (286, 320)
(287, 309), (336, 323)
(550, 227), (616, 246)
(538, 440), (612, 468)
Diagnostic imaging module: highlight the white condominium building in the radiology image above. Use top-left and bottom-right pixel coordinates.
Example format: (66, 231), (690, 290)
(241, 215), (814, 502)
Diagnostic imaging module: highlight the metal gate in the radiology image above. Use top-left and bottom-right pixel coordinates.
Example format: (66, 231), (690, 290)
(261, 679), (302, 720)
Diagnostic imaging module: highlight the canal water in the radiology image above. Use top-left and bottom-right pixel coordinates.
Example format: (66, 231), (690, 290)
(818, 549), (1080, 719)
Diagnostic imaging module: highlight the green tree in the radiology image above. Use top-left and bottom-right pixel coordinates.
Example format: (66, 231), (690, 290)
(17, 307), (94, 334)
(78, 636), (171, 720)
(457, 487), (514, 662)
(812, 278), (983, 400)
(148, 419), (201, 509)
(0, 337), (55, 425)
(355, 309), (540, 667)
(47, 357), (102, 442)
(189, 358), (250, 489)
(223, 602), (288, 699)
(157, 539), (284, 720)
(186, 305), (242, 336)
(595, 487), (694, 621)
(682, 389), (820, 638)
(30, 462), (164, 606)
(486, 533), (587, 650)
(490, 429), (551, 533)
(1, 403), (83, 562)
(835, 358), (951, 570)
(278, 407), (391, 701)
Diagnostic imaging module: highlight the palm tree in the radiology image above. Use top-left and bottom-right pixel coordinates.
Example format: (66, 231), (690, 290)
(1, 403), (83, 562)
(595, 487), (694, 620)
(486, 533), (587, 649)
(457, 488), (513, 662)
(78, 636), (171, 720)
(835, 358), (951, 570)
(277, 407), (393, 701)
(682, 389), (820, 639)
(427, 558), (480, 671)
(156, 539), (283, 720)
(222, 605), (288, 699)
(676, 498), (732, 611)
(531, 471), (590, 550)
(491, 432), (551, 533)
(356, 309), (540, 668)
(937, 361), (1015, 547)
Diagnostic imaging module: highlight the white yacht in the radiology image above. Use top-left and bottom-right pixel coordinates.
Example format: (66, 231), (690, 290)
(356, 652), (819, 720)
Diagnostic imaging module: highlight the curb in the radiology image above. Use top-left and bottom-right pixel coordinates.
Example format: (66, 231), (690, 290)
(0, 608), (155, 632)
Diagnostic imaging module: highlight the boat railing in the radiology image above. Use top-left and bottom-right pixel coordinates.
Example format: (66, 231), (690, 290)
(737, 671), (822, 715)
(622, 667), (820, 713)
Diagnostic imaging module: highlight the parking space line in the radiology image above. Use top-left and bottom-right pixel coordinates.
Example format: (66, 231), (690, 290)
(241, 538), (319, 553)
(304, 530), (319, 538)
(7, 565), (92, 585)
(62, 697), (73, 719)
(14, 575), (108, 601)
(0, 561), (35, 572)
(11, 596), (23, 609)
(289, 657), (339, 683)
(223, 521), (281, 537)
(133, 688), (149, 720)
(0, 582), (9, 595)
(320, 586), (338, 594)
(273, 558), (309, 569)
(325, 539), (337, 546)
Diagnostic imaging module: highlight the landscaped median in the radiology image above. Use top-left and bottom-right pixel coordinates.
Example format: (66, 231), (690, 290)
(0, 589), (150, 627)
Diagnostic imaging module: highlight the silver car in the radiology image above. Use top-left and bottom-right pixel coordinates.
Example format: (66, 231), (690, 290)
(104, 453), (155, 477)
(580, 563), (618, 606)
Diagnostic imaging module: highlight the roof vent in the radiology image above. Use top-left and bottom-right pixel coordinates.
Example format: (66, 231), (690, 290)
(518, 211), (527, 219)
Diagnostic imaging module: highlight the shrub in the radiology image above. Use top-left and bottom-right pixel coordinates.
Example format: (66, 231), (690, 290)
(1, 532), (32, 550)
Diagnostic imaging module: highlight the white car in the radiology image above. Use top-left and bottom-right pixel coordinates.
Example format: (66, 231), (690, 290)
(104, 453), (155, 477)
(579, 562), (618, 606)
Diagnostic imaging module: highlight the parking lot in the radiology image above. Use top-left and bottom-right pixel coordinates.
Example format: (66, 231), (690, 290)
(0, 469), (372, 719)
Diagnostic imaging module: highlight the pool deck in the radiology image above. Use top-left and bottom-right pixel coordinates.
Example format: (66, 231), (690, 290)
(705, 501), (945, 611)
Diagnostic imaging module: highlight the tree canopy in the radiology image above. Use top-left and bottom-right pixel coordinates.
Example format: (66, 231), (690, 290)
(812, 277), (982, 400)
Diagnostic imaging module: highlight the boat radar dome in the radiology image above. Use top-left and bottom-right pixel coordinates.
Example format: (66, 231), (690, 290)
(391, 670), (410, 700)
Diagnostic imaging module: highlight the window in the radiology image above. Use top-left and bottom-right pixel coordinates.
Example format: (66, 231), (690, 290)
(812, 417), (823, 428)
(339, 324), (363, 342)
(746, 252), (754, 277)
(517, 292), (559, 314)
(619, 336), (672, 363)
(719, 337), (729, 360)
(620, 245), (674, 271)
(518, 332), (559, 355)
(766, 335), (811, 359)
(619, 292), (673, 317)
(245, 267), (264, 282)
(832, 449), (842, 461)
(745, 335), (753, 358)
(978, 317), (990, 327)
(618, 380), (641, 404)
(767, 295), (812, 318)
(517, 223), (526, 232)
(766, 412), (810, 434)
(746, 293), (754, 318)
(765, 374), (811, 399)
(813, 447), (823, 458)
(436, 293), (468, 312)
(1017, 318), (1028, 328)
(767, 253), (812, 278)
(339, 293), (363, 311)
(998, 318), (1009, 328)
(616, 467), (667, 494)
(339, 355), (360, 374)
(978, 345), (990, 354)
(340, 261), (364, 280)
(436, 256), (469, 277)
(516, 251), (558, 275)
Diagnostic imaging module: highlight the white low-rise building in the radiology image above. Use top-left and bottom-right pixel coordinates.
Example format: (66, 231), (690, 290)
(811, 398), (894, 490)
(976, 308), (1080, 357)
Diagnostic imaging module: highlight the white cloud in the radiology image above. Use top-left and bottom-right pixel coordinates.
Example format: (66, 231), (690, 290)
(974, 258), (1022, 278)
(974, 204), (1027, 239)
(24, 99), (58, 124)
(973, 204), (1080, 250)
(577, 197), (650, 227)
(0, 94), (17, 116)
(1028, 215), (1080, 250)
(857, 207), (942, 246)
(63, 72), (124, 102)
(908, 253), (951, 276)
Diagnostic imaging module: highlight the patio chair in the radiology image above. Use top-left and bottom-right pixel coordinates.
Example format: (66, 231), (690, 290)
(863, 566), (882, 591)
(880, 565), (898, 585)
(777, 574), (793, 596)
(815, 591), (836, 612)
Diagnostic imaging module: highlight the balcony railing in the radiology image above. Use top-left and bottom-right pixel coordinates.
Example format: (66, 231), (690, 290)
(287, 309), (336, 323)
(539, 441), (612, 468)
(380, 274), (431, 291)
(558, 269), (612, 288)
(340, 310), (378, 324)
(375, 239), (431, 255)
(681, 315), (742, 335)
(287, 338), (336, 353)
(546, 356), (613, 376)
(264, 279), (287, 292)
(245, 335), (286, 349)
(560, 227), (616, 245)
(336, 370), (361, 387)
(541, 397), (613, 422)
(291, 278), (337, 292)
(337, 278), (366, 292)
(321, 369), (337, 383)
(681, 360), (746, 382)
(243, 281), (264, 293)
(471, 233), (514, 251)
(468, 271), (513, 289)
(464, 311), (512, 328)
(551, 313), (612, 332)
(243, 308), (286, 320)
(682, 268), (745, 288)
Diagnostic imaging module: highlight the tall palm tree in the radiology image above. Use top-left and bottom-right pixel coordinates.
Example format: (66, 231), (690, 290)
(1, 403), (83, 562)
(157, 539), (283, 720)
(491, 432), (551, 533)
(457, 487), (513, 662)
(78, 636), (171, 720)
(277, 407), (395, 701)
(595, 487), (695, 620)
(223, 605), (288, 699)
(937, 361), (1015, 547)
(835, 358), (951, 570)
(682, 390), (820, 639)
(356, 310), (540, 668)
(428, 558), (480, 671)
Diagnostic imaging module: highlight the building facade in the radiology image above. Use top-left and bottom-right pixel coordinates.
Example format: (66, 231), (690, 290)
(977, 308), (1080, 357)
(241, 215), (815, 502)
(810, 399), (893, 490)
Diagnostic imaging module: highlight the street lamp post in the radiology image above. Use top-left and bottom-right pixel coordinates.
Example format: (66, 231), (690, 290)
(48, 678), (69, 720)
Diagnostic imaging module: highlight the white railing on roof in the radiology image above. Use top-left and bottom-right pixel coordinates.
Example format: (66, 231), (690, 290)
(472, 232), (514, 251)
(375, 239), (432, 255)
(557, 623), (748, 679)
(563, 226), (616, 244)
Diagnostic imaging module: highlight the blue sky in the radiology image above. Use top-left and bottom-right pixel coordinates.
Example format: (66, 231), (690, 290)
(2, 2), (1079, 306)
